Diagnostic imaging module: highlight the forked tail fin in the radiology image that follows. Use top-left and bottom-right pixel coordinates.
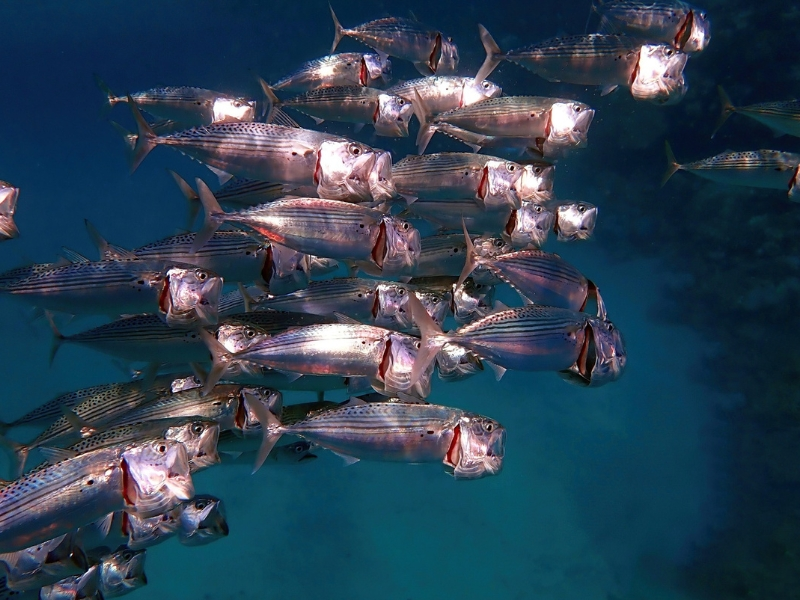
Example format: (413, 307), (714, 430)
(474, 25), (504, 83)
(711, 85), (736, 139)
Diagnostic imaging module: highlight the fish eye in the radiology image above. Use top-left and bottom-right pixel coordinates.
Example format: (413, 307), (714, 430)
(398, 288), (405, 295)
(534, 166), (542, 174)
(397, 98), (405, 105)
(414, 341), (421, 349)
(666, 48), (674, 56)
(578, 205), (586, 213)
(607, 323), (614, 332)
(574, 105), (582, 112)
(494, 239), (504, 247)
(507, 163), (516, 171)
(482, 81), (490, 89)
(196, 270), (208, 280)
(484, 422), (494, 432)
(447, 37), (453, 42)
(401, 221), (410, 230)
(121, 550), (134, 561)
(294, 445), (305, 453)
(534, 205), (543, 213)
(246, 328), (256, 338)
(195, 499), (208, 509)
(158, 444), (167, 453)
(192, 423), (205, 434)
(349, 144), (362, 155)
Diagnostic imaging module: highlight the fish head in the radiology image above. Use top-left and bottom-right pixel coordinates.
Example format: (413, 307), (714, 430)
(381, 333), (433, 398)
(470, 236), (511, 284)
(216, 323), (270, 354)
(126, 506), (183, 549)
(374, 94), (414, 137)
(380, 217), (420, 277)
(547, 102), (594, 149)
(363, 53), (392, 86)
(462, 79), (503, 106)
(98, 547), (147, 596)
(446, 414), (505, 479)
(437, 37), (460, 74)
(555, 202), (597, 241)
(213, 97), (257, 123)
(165, 419), (221, 471)
(631, 45), (688, 105)
(415, 288), (452, 328)
(374, 283), (413, 330)
(559, 317), (626, 387)
(170, 376), (203, 393)
(271, 440), (318, 463)
(39, 564), (100, 600)
(268, 242), (311, 294)
(307, 255), (340, 276)
(0, 182), (20, 241)
(237, 387), (283, 435)
(435, 343), (483, 382)
(680, 10), (710, 53)
(506, 202), (554, 249)
(514, 163), (555, 201)
(368, 150), (398, 204)
(179, 495), (229, 546)
(482, 160), (523, 209)
(122, 439), (194, 518)
(160, 266), (223, 327)
(316, 140), (377, 202)
(452, 279), (494, 325)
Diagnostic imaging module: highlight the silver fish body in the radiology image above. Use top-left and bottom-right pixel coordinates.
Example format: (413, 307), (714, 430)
(2, 534), (87, 592)
(96, 547), (147, 598)
(713, 87), (800, 139)
(559, 317), (627, 387)
(452, 279), (495, 325)
(272, 52), (391, 93)
(387, 76), (501, 115)
(413, 234), (470, 278)
(123, 504), (184, 550)
(263, 400), (504, 479)
(553, 202), (597, 241)
(514, 163), (556, 202)
(177, 495), (229, 546)
(253, 278), (380, 321)
(594, 0), (710, 53)
(435, 343), (484, 382)
(209, 177), (286, 208)
(38, 563), (101, 600)
(0, 181), (19, 242)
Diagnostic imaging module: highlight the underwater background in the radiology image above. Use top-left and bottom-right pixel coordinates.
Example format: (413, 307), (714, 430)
(1, 0), (798, 598)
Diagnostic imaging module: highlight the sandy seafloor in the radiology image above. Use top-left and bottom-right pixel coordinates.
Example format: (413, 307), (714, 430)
(0, 1), (754, 598)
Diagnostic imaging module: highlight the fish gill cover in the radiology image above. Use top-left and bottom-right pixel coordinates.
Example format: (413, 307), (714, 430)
(0, 0), (796, 598)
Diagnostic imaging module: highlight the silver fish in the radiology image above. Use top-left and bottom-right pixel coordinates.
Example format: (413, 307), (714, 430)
(170, 171), (285, 218)
(413, 234), (470, 278)
(252, 278), (381, 321)
(452, 278), (495, 325)
(1, 534), (87, 592)
(413, 92), (595, 156)
(592, 0), (710, 53)
(0, 439), (192, 553)
(435, 343), (484, 382)
(514, 163), (555, 203)
(408, 293), (625, 385)
(96, 547), (147, 598)
(476, 27), (688, 105)
(193, 185), (420, 277)
(122, 504), (184, 550)
(713, 86), (800, 139)
(662, 142), (800, 200)
(553, 201), (597, 241)
(0, 182), (19, 242)
(271, 52), (391, 93)
(96, 76), (256, 125)
(0, 260), (222, 328)
(392, 153), (523, 209)
(177, 495), (229, 546)
(388, 76), (501, 115)
(263, 83), (413, 137)
(559, 317), (627, 387)
(330, 7), (458, 75)
(38, 563), (101, 600)
(252, 398), (504, 479)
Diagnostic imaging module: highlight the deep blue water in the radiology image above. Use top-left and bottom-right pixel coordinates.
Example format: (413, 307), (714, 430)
(1, 1), (797, 598)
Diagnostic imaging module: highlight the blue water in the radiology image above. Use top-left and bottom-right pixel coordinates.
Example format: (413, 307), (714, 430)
(2, 0), (795, 598)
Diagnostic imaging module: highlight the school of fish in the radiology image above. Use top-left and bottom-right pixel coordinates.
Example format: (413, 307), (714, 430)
(10, 0), (797, 597)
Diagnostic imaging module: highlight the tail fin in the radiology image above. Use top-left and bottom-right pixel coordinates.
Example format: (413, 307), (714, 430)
(93, 74), (117, 115)
(198, 330), (232, 395)
(0, 435), (30, 478)
(191, 179), (227, 254)
(244, 395), (284, 474)
(127, 95), (157, 173)
(407, 292), (448, 387)
(711, 85), (736, 139)
(661, 141), (681, 187)
(411, 89), (436, 154)
(474, 25), (504, 83)
(109, 120), (137, 157)
(456, 220), (479, 289)
(45, 311), (65, 366)
(168, 170), (201, 230)
(258, 78), (280, 123)
(329, 4), (345, 53)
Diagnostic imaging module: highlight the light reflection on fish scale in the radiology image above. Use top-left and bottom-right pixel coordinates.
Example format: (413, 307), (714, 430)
(296, 403), (457, 430)
(2, 383), (124, 430)
(685, 150), (800, 170)
(133, 231), (260, 258)
(106, 386), (240, 429)
(2, 262), (161, 294)
(511, 34), (642, 58)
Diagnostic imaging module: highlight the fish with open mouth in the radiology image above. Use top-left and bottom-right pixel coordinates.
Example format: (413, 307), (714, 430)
(96, 75), (257, 126)
(192, 182), (420, 277)
(0, 439), (193, 554)
(475, 26), (688, 105)
(329, 7), (458, 75)
(412, 91), (595, 156)
(127, 101), (395, 204)
(262, 81), (413, 137)
(37, 564), (102, 600)
(271, 52), (391, 93)
(407, 293), (625, 386)
(591, 0), (710, 53)
(662, 142), (800, 201)
(515, 163), (556, 203)
(0, 182), (19, 242)
(247, 396), (504, 479)
(95, 546), (148, 598)
(177, 495), (229, 546)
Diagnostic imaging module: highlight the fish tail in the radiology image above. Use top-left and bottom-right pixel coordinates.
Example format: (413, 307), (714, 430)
(127, 95), (157, 173)
(258, 77), (281, 122)
(407, 292), (447, 387)
(168, 170), (201, 230)
(457, 219), (478, 288)
(0, 434), (30, 478)
(329, 4), (345, 53)
(108, 120), (137, 155)
(711, 85), (736, 139)
(191, 178), (226, 253)
(198, 329), (232, 396)
(44, 310), (65, 366)
(244, 395), (284, 474)
(475, 24), (503, 83)
(588, 280), (607, 320)
(93, 73), (117, 115)
(411, 89), (436, 154)
(661, 141), (681, 187)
